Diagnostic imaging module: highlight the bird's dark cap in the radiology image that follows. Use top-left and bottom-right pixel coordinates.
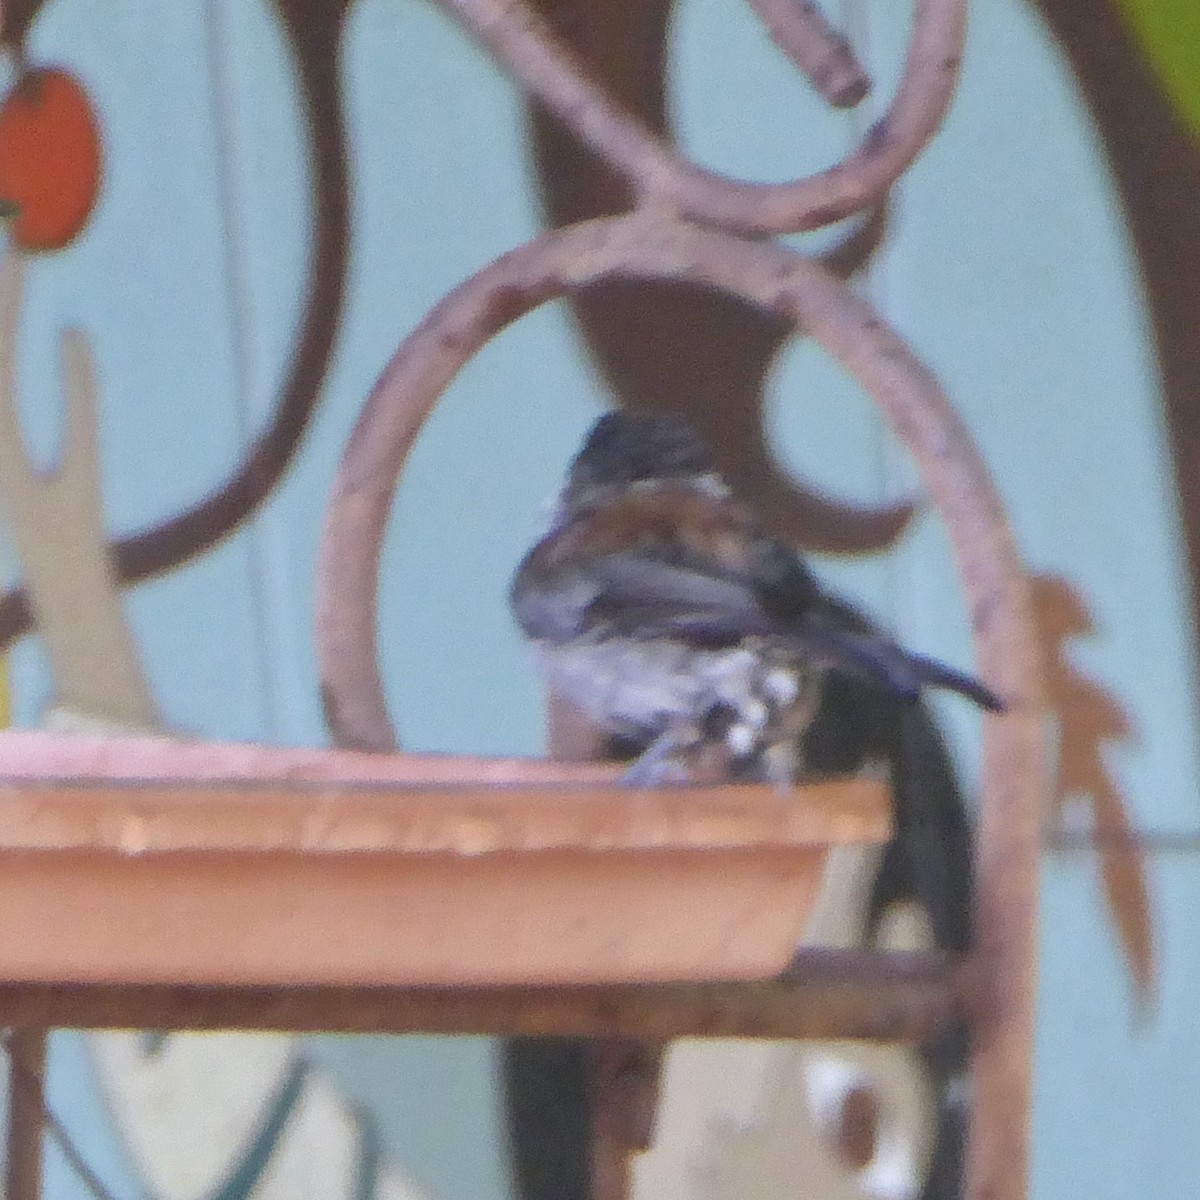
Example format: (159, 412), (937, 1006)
(567, 411), (715, 499)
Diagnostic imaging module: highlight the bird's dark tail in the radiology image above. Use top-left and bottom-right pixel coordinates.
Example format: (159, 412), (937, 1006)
(907, 653), (1004, 712)
(796, 615), (1004, 712)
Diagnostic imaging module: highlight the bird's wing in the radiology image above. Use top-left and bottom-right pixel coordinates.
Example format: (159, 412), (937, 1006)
(512, 547), (780, 646)
(587, 551), (782, 643)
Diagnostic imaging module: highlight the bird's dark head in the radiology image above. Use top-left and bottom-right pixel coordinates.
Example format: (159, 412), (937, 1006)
(560, 411), (718, 512)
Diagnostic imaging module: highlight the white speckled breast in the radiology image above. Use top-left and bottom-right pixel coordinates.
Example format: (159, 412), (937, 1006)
(532, 634), (824, 757)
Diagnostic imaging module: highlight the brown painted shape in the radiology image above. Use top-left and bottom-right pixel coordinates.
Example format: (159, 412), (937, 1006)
(1032, 574), (1155, 1007)
(0, 0), (45, 49)
(525, 0), (917, 554)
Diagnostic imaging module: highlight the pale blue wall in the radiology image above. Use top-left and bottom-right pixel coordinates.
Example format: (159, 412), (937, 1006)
(2, 0), (1197, 1197)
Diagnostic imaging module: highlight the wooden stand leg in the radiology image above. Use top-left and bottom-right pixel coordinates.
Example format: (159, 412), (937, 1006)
(589, 1039), (664, 1200)
(5, 1028), (47, 1200)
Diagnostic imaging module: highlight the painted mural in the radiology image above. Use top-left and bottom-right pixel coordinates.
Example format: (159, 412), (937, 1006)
(0, 1), (1194, 1199)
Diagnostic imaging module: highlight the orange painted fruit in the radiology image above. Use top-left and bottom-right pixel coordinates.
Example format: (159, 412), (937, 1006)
(0, 67), (102, 251)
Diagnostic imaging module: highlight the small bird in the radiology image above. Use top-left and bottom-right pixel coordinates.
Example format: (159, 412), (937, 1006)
(510, 410), (1002, 785)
